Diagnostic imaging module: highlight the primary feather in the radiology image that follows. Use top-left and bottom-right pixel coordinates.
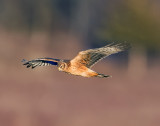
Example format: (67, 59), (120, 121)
(71, 42), (131, 68)
(22, 58), (60, 69)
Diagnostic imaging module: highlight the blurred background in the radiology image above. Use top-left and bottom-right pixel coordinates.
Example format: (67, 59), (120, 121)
(0, 0), (160, 126)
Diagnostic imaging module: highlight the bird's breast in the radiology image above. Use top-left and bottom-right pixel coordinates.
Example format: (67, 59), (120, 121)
(64, 64), (97, 77)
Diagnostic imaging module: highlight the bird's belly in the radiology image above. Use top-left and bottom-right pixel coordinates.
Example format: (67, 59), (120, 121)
(66, 66), (97, 77)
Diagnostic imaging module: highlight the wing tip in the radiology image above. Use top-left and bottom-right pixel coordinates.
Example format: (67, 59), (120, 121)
(22, 59), (34, 68)
(106, 42), (131, 51)
(22, 58), (59, 69)
(118, 42), (131, 51)
(22, 59), (28, 65)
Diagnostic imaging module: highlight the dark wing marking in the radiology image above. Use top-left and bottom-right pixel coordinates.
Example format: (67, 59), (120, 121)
(22, 58), (60, 69)
(71, 42), (131, 68)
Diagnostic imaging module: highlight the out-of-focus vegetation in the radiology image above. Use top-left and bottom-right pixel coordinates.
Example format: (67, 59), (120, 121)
(99, 0), (160, 50)
(0, 0), (159, 51)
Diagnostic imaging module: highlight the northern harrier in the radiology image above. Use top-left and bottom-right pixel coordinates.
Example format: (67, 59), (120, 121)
(22, 42), (130, 78)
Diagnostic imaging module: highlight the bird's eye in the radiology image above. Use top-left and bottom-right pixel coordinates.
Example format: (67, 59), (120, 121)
(58, 63), (66, 71)
(60, 64), (64, 69)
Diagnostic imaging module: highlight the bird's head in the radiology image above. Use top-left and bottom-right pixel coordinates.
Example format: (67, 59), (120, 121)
(58, 62), (67, 71)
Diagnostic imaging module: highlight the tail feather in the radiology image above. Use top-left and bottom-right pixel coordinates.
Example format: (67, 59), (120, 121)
(96, 74), (112, 78)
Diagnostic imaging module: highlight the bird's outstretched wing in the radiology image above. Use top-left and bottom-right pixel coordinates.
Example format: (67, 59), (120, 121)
(71, 42), (131, 68)
(22, 58), (60, 69)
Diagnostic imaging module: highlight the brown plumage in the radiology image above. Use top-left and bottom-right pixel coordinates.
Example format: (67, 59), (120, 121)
(22, 42), (131, 78)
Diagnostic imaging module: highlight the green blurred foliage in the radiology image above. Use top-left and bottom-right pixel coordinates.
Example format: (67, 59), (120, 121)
(98, 0), (160, 50)
(0, 0), (160, 51)
(0, 0), (62, 32)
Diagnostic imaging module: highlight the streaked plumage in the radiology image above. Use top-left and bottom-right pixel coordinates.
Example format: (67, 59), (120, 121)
(22, 42), (131, 78)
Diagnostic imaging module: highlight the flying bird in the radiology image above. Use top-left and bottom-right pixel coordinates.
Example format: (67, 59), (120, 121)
(22, 42), (130, 78)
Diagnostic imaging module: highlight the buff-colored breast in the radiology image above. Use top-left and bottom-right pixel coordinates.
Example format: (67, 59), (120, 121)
(64, 62), (98, 77)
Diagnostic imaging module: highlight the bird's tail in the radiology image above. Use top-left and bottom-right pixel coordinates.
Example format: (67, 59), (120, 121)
(96, 73), (112, 78)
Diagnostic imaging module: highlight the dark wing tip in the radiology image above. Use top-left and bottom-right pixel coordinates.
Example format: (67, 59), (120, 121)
(22, 59), (34, 68)
(109, 42), (131, 51)
(22, 58), (59, 69)
(22, 59), (28, 66)
(120, 42), (132, 50)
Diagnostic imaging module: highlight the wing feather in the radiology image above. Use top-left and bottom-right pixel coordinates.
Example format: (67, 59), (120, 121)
(71, 42), (131, 68)
(22, 58), (60, 69)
